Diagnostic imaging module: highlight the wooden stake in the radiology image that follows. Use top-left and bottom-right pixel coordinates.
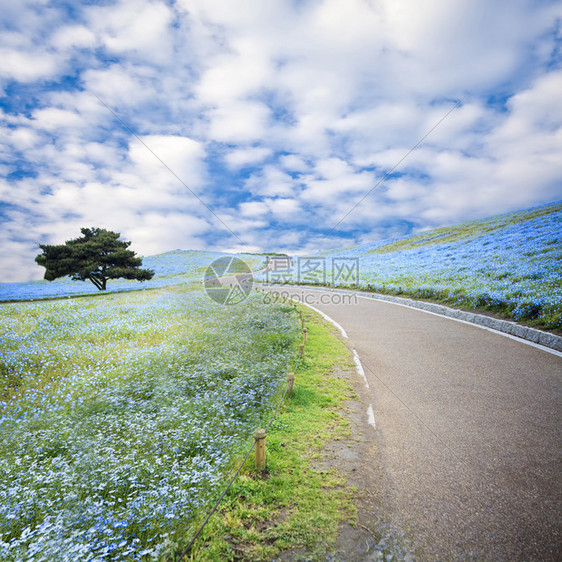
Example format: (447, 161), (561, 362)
(303, 327), (308, 344)
(299, 343), (305, 358)
(254, 429), (266, 471)
(287, 372), (295, 395)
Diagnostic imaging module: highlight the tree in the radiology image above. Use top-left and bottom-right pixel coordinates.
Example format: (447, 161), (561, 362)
(35, 227), (154, 291)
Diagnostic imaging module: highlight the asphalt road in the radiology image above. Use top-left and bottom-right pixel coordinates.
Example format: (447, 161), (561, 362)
(264, 285), (562, 561)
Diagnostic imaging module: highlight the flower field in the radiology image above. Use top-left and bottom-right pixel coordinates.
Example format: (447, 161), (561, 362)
(0, 251), (266, 302)
(0, 285), (300, 560)
(262, 201), (562, 330)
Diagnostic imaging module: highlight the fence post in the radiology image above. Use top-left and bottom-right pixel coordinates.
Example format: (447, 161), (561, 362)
(287, 372), (295, 395)
(254, 429), (266, 471)
(303, 327), (308, 344)
(299, 343), (305, 358)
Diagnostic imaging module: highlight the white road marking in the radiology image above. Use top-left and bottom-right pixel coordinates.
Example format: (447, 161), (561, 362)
(265, 285), (379, 433)
(260, 285), (349, 337)
(273, 284), (561, 358)
(353, 349), (369, 388)
(300, 302), (349, 339)
(367, 404), (376, 429)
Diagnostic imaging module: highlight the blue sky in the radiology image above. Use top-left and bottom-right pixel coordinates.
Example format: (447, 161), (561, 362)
(1, 0), (561, 281)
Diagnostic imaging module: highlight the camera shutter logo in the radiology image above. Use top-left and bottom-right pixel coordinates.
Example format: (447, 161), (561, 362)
(204, 256), (253, 305)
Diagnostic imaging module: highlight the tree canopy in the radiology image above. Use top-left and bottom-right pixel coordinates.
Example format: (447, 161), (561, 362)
(35, 227), (154, 291)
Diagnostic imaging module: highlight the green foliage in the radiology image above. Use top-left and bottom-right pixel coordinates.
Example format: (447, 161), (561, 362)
(179, 307), (357, 561)
(0, 286), (301, 559)
(369, 201), (562, 254)
(35, 227), (154, 290)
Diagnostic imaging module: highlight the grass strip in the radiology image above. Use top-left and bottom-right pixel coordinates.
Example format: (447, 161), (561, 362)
(176, 305), (357, 561)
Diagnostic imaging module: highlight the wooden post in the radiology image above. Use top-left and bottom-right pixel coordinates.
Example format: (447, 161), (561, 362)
(254, 429), (266, 471)
(303, 327), (308, 344)
(287, 372), (295, 395)
(299, 343), (304, 358)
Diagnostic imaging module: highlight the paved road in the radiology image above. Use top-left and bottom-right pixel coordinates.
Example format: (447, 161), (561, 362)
(265, 286), (562, 560)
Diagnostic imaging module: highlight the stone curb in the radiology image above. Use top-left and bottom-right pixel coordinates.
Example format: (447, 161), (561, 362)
(264, 284), (562, 353)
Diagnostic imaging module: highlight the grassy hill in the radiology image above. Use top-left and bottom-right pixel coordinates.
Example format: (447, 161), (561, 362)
(2, 206), (559, 557)
(268, 201), (562, 330)
(0, 283), (302, 559)
(0, 250), (267, 302)
(6, 202), (560, 328)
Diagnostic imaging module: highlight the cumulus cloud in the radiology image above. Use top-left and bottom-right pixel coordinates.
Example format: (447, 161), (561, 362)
(1, 0), (562, 280)
(87, 0), (174, 64)
(239, 201), (269, 218)
(224, 146), (272, 169)
(128, 134), (206, 189)
(280, 154), (309, 173)
(51, 25), (96, 50)
(0, 49), (61, 83)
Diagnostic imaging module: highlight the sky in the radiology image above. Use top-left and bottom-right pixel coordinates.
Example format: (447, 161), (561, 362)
(1, 0), (561, 282)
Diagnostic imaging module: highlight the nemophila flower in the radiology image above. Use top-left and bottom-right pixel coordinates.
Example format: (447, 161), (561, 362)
(0, 250), (265, 302)
(0, 288), (299, 560)
(256, 204), (561, 327)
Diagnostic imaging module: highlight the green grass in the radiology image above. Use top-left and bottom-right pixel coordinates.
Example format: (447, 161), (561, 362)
(174, 305), (357, 561)
(0, 286), (302, 559)
(369, 201), (562, 254)
(275, 202), (562, 331)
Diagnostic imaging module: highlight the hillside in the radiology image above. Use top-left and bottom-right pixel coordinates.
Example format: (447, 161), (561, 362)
(0, 283), (302, 559)
(5, 203), (560, 328)
(0, 250), (267, 302)
(270, 201), (562, 330)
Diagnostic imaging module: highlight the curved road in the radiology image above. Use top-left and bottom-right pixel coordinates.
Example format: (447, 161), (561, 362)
(265, 285), (562, 560)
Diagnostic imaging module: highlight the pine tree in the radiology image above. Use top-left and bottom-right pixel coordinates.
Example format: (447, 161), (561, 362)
(35, 227), (154, 291)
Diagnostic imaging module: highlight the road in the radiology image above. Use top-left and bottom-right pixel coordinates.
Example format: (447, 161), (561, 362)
(264, 285), (562, 560)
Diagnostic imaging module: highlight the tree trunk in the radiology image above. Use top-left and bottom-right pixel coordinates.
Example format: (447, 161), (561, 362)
(88, 275), (104, 291)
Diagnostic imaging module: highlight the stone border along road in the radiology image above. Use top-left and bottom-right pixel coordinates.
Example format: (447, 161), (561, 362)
(269, 284), (562, 354)
(261, 283), (562, 561)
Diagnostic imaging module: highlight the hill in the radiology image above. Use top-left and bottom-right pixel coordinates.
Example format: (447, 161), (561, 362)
(269, 201), (562, 330)
(0, 250), (266, 302)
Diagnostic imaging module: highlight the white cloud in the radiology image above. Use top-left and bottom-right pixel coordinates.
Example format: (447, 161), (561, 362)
(87, 0), (173, 64)
(1, 0), (562, 280)
(215, 212), (268, 234)
(51, 25), (96, 49)
(0, 48), (60, 82)
(31, 108), (84, 131)
(82, 64), (157, 107)
(0, 237), (43, 283)
(490, 71), (562, 146)
(224, 146), (272, 169)
(126, 212), (210, 256)
(128, 134), (206, 189)
(245, 166), (298, 197)
(195, 38), (272, 104)
(380, 0), (553, 93)
(207, 101), (271, 143)
(301, 158), (374, 203)
(280, 154), (309, 172)
(266, 197), (301, 219)
(239, 201), (269, 218)
(1, 126), (39, 151)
